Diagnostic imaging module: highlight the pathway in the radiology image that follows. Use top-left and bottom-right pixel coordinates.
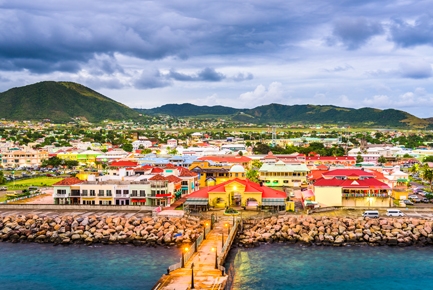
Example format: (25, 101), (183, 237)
(153, 217), (234, 290)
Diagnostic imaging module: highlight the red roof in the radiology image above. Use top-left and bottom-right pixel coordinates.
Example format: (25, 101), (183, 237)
(149, 174), (167, 181)
(322, 169), (374, 177)
(308, 169), (329, 181)
(186, 178), (286, 200)
(198, 156), (251, 163)
(53, 177), (84, 186)
(110, 161), (138, 167)
(150, 167), (164, 173)
(165, 163), (176, 169)
(314, 177), (390, 189)
(306, 156), (356, 161)
(177, 167), (197, 177)
(165, 175), (182, 183)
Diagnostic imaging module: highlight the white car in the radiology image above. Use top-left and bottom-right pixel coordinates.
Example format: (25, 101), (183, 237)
(386, 209), (404, 217)
(408, 194), (419, 199)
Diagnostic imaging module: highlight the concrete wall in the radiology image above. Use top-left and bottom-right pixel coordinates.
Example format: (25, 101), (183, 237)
(0, 204), (156, 212)
(314, 186), (342, 206)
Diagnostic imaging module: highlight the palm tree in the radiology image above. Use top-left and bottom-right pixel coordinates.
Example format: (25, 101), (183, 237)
(421, 167), (433, 191)
(408, 164), (419, 177)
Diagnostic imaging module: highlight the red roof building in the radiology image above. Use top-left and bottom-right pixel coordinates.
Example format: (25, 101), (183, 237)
(109, 161), (138, 168)
(185, 178), (286, 210)
(313, 169), (391, 208)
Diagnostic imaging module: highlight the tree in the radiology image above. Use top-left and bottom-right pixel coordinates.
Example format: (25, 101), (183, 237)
(408, 164), (419, 176)
(122, 142), (133, 152)
(0, 171), (6, 185)
(251, 160), (263, 170)
(378, 155), (387, 165)
(246, 169), (260, 183)
(423, 156), (433, 163)
(403, 153), (412, 158)
(421, 168), (433, 191)
(356, 153), (364, 164)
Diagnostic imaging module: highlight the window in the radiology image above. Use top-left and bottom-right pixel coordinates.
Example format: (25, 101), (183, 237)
(124, 190), (129, 195)
(132, 190), (138, 196)
(90, 190), (95, 196)
(140, 190), (146, 197)
(283, 180), (289, 183)
(116, 190), (121, 195)
(98, 190), (104, 196)
(57, 189), (66, 195)
(106, 190), (112, 196)
(82, 190), (88, 196)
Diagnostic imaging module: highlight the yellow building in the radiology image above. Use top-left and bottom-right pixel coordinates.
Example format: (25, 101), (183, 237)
(313, 169), (391, 207)
(259, 160), (309, 187)
(185, 165), (287, 211)
(189, 160), (231, 187)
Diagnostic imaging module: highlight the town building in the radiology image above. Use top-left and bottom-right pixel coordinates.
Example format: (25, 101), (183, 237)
(313, 169), (391, 207)
(258, 160), (309, 187)
(185, 165), (287, 211)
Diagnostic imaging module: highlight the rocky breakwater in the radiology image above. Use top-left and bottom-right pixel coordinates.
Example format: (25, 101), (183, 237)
(238, 216), (433, 247)
(0, 214), (205, 246)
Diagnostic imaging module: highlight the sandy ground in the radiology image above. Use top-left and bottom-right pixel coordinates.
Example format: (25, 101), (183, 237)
(9, 189), (54, 204)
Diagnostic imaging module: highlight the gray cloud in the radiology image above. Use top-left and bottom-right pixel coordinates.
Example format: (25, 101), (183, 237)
(399, 61), (432, 79)
(390, 15), (433, 48)
(324, 64), (354, 73)
(167, 67), (226, 82)
(167, 68), (252, 82)
(327, 17), (383, 50)
(133, 69), (172, 89)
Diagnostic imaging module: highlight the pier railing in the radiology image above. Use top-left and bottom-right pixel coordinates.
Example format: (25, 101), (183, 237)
(217, 218), (239, 267)
(166, 223), (210, 272)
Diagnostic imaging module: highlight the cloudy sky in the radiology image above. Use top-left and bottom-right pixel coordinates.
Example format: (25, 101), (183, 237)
(1, 0), (433, 117)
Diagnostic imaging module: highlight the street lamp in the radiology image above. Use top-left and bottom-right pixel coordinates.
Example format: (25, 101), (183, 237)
(191, 262), (195, 289)
(204, 222), (209, 239)
(212, 247), (218, 269)
(181, 247), (189, 268)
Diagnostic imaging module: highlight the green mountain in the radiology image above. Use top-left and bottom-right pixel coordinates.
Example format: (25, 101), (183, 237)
(136, 103), (239, 117)
(144, 103), (429, 128)
(0, 81), (139, 122)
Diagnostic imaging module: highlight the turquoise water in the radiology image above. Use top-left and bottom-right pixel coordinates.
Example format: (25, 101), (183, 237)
(225, 244), (433, 290)
(3, 242), (433, 290)
(0, 243), (180, 290)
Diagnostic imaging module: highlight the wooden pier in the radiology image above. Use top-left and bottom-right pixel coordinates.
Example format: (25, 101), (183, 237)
(152, 216), (239, 290)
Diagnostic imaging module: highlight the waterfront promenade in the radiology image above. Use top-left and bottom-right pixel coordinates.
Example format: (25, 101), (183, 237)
(153, 216), (235, 290)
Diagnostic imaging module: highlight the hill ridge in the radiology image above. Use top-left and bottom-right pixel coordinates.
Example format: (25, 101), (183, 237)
(0, 81), (139, 122)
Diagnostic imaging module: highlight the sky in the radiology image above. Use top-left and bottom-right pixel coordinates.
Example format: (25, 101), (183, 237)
(1, 0), (433, 117)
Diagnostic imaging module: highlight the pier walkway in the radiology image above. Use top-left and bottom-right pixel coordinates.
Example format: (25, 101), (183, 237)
(153, 216), (238, 290)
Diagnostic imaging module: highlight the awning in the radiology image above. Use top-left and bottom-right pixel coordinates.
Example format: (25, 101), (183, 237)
(262, 198), (285, 206)
(131, 199), (146, 203)
(184, 198), (208, 205)
(397, 178), (408, 182)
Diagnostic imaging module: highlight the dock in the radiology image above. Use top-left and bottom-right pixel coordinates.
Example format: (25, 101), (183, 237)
(152, 216), (239, 290)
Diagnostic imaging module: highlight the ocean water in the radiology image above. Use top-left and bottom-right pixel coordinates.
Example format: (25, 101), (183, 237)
(225, 244), (433, 290)
(0, 243), (180, 290)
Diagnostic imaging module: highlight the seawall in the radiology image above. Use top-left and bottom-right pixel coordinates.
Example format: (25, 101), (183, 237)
(237, 215), (433, 247)
(0, 213), (205, 246)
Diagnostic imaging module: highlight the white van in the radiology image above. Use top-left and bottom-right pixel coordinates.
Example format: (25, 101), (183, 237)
(362, 210), (379, 218)
(386, 209), (404, 217)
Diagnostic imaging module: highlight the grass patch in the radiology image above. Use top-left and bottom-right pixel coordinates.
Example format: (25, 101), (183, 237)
(5, 177), (63, 189)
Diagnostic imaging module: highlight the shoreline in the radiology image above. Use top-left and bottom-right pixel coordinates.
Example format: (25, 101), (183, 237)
(0, 213), (205, 246)
(236, 215), (433, 248)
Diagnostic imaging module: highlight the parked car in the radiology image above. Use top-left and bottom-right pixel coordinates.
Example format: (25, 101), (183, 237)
(421, 198), (429, 203)
(408, 194), (419, 199)
(403, 199), (414, 205)
(363, 210), (379, 218)
(386, 209), (404, 217)
(0, 186), (7, 191)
